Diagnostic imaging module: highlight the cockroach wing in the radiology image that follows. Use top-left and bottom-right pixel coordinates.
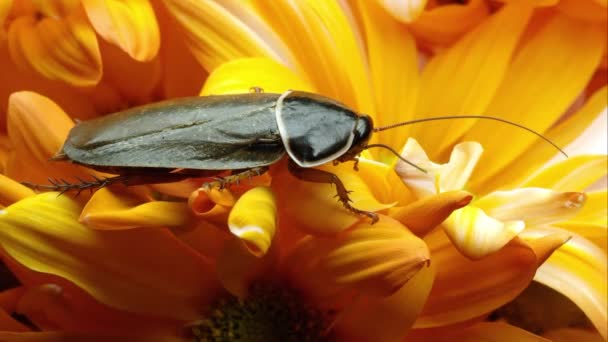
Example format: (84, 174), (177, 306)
(62, 94), (285, 170)
(277, 91), (358, 167)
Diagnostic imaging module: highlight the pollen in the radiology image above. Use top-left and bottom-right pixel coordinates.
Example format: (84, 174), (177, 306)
(189, 283), (333, 342)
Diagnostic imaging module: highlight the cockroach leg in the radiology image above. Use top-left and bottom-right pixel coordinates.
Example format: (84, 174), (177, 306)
(203, 166), (269, 190)
(249, 86), (264, 93)
(287, 160), (378, 223)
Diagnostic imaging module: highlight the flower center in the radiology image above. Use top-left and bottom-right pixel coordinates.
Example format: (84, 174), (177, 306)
(190, 284), (333, 342)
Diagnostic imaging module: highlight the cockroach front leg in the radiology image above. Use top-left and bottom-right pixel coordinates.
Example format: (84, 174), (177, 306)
(287, 160), (378, 223)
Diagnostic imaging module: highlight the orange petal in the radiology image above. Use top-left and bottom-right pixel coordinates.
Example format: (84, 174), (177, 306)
(523, 227), (608, 339)
(522, 155), (608, 191)
(174, 220), (231, 260)
(254, 1), (374, 113)
(0, 0), (11, 27)
(0, 193), (219, 320)
(82, 0), (160, 61)
(374, 0), (427, 23)
(416, 228), (567, 327)
(467, 13), (605, 189)
(558, 0), (607, 22)
(201, 57), (314, 95)
(0, 307), (29, 332)
(354, 0), (420, 162)
(271, 162), (394, 235)
(228, 187), (277, 257)
(80, 188), (193, 230)
(408, 322), (550, 342)
(216, 235), (278, 298)
(0, 332), (181, 342)
(543, 328), (605, 342)
(7, 7), (102, 86)
(285, 216), (430, 302)
(334, 263), (435, 342)
(162, 0), (293, 72)
(0, 174), (34, 207)
(410, 0), (490, 46)
(411, 1), (533, 159)
(389, 190), (473, 236)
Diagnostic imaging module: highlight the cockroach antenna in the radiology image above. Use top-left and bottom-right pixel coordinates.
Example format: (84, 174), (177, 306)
(373, 115), (568, 158)
(364, 144), (427, 173)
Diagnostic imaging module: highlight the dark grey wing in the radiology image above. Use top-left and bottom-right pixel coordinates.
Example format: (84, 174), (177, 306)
(278, 91), (358, 167)
(62, 94), (285, 170)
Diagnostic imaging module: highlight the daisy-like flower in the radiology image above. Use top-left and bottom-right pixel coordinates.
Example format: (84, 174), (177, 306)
(0, 0), (606, 341)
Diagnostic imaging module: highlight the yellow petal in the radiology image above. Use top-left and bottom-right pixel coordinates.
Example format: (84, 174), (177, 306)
(467, 14), (605, 188)
(0, 174), (34, 207)
(162, 0), (293, 71)
(7, 7), (102, 86)
(443, 205), (525, 259)
(480, 86), (607, 193)
(374, 0), (427, 23)
(80, 188), (192, 230)
(355, 157), (415, 205)
(285, 216), (430, 301)
(477, 188), (586, 225)
(389, 190), (473, 236)
(175, 220), (231, 260)
(271, 162), (394, 235)
(334, 263), (435, 342)
(254, 1), (374, 113)
(0, 193), (219, 320)
(410, 0), (490, 46)
(543, 328), (605, 342)
(201, 57), (314, 96)
(522, 155), (608, 191)
(396, 138), (483, 197)
(523, 227), (608, 339)
(408, 322), (551, 342)
(82, 0), (160, 61)
(228, 186), (277, 257)
(416, 228), (566, 327)
(354, 0), (419, 162)
(556, 191), (607, 250)
(411, 1), (533, 159)
(215, 235), (278, 298)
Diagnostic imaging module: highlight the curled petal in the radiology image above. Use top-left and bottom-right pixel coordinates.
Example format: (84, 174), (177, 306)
(523, 228), (608, 339)
(416, 229), (567, 327)
(390, 190), (473, 236)
(375, 0), (427, 23)
(443, 205), (525, 259)
(228, 187), (277, 257)
(476, 188), (586, 225)
(0, 174), (34, 207)
(271, 163), (394, 235)
(81, 188), (192, 230)
(82, 0), (160, 61)
(162, 0), (293, 71)
(0, 193), (219, 320)
(201, 57), (314, 95)
(8, 9), (102, 86)
(285, 216), (430, 302)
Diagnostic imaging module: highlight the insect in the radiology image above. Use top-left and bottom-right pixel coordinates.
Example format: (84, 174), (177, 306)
(23, 89), (566, 223)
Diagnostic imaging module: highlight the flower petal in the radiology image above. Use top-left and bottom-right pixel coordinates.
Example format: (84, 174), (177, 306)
(82, 0), (160, 61)
(80, 188), (193, 230)
(0, 174), (34, 207)
(408, 322), (550, 342)
(467, 13), (605, 189)
(355, 0), (420, 162)
(410, 0), (490, 46)
(522, 155), (608, 191)
(0, 308), (29, 332)
(523, 227), (608, 339)
(254, 1), (374, 113)
(334, 263), (435, 342)
(558, 0), (608, 22)
(271, 162), (394, 235)
(477, 188), (586, 225)
(0, 0), (11, 27)
(416, 228), (567, 327)
(443, 205), (525, 259)
(543, 328), (605, 342)
(201, 57), (313, 95)
(285, 216), (430, 302)
(389, 190), (473, 236)
(0, 193), (219, 320)
(162, 0), (293, 71)
(7, 7), (102, 86)
(0, 331), (182, 342)
(228, 186), (277, 257)
(411, 1), (533, 159)
(374, 0), (427, 23)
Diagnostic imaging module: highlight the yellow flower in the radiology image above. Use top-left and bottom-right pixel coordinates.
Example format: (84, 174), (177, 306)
(0, 0), (606, 341)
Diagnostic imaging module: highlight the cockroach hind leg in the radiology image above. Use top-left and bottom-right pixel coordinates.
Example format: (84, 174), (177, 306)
(287, 160), (378, 223)
(202, 166), (269, 190)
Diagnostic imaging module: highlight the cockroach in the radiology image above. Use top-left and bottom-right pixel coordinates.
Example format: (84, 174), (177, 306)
(23, 89), (565, 222)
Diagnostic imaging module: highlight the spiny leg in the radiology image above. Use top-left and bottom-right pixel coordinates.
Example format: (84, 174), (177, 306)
(204, 166), (268, 190)
(287, 160), (378, 223)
